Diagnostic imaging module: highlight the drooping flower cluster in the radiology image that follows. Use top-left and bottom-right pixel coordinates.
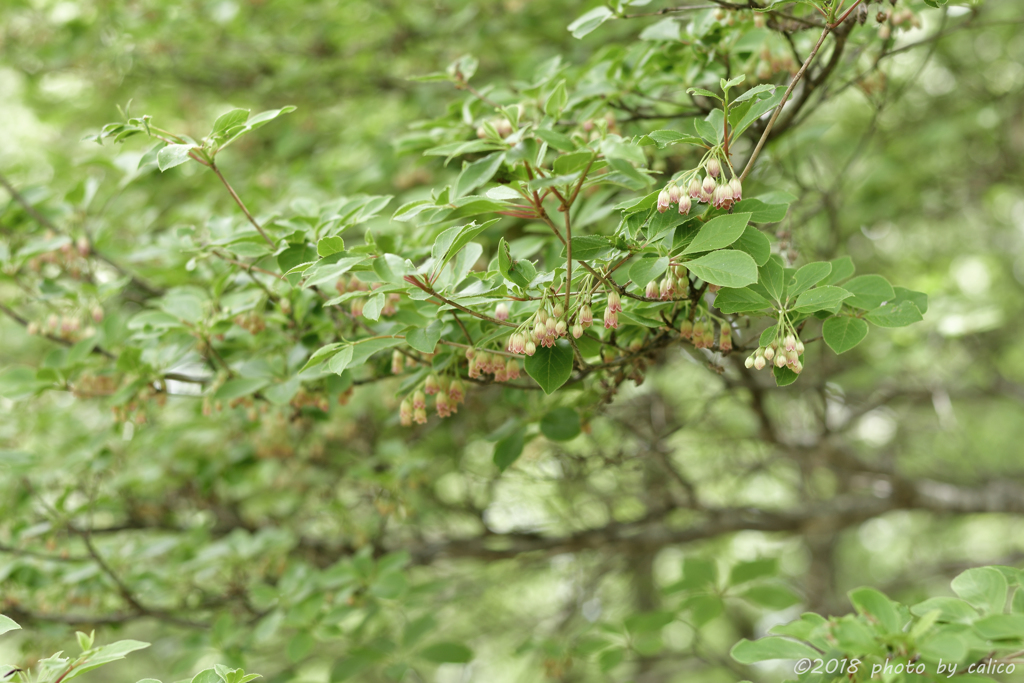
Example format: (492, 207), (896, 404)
(659, 156), (744, 216)
(400, 374), (469, 426)
(644, 264), (689, 302)
(745, 332), (805, 374)
(680, 315), (732, 352)
(468, 348), (520, 383)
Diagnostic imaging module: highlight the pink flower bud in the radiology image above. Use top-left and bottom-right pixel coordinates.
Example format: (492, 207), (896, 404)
(660, 275), (675, 300)
(505, 358), (520, 380)
(545, 317), (557, 338)
(400, 398), (413, 427)
(436, 391), (451, 417)
(645, 281), (658, 299)
(91, 306), (104, 323)
(775, 355), (787, 368)
(706, 159), (721, 179)
(552, 303), (564, 319)
(392, 350), (404, 375)
(555, 320), (567, 337)
(795, 340), (805, 354)
(607, 291), (622, 313)
(449, 379), (465, 403)
(524, 340), (537, 356)
(465, 347), (476, 359)
(495, 302), (509, 321)
(680, 320), (693, 339)
(787, 349), (799, 365)
(744, 355), (755, 368)
(678, 194), (691, 215)
(729, 178), (742, 201)
(580, 305), (593, 326)
(414, 407), (427, 424)
(413, 390), (426, 409)
(754, 355), (766, 370)
(657, 190), (670, 213)
(425, 374), (440, 395)
(792, 360), (803, 374)
(668, 184), (681, 205)
(572, 322), (583, 339)
(719, 326), (732, 352)
(603, 308), (619, 329)
(688, 178), (703, 199)
(784, 335), (796, 352)
(701, 175), (716, 203)
(764, 346), (775, 361)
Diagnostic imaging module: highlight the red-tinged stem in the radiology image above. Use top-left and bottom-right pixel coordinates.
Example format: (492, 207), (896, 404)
(739, 26), (831, 183)
(209, 162), (275, 247)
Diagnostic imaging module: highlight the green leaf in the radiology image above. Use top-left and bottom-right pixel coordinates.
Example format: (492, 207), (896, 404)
(317, 236), (345, 257)
(739, 585), (801, 610)
(788, 262), (832, 298)
(730, 87), (784, 138)
(910, 597), (978, 624)
(629, 255), (669, 289)
(327, 345), (355, 375)
(431, 218), (500, 276)
(419, 642), (473, 664)
(406, 321), (443, 354)
(687, 87), (722, 100)
(842, 274), (895, 310)
(62, 640), (151, 681)
(348, 337), (402, 368)
(733, 83), (776, 103)
(540, 407), (581, 441)
(713, 287), (771, 314)
(190, 670), (221, 683)
(773, 364), (799, 386)
(848, 587), (903, 634)
(682, 213), (751, 254)
(686, 250), (758, 288)
(493, 429), (525, 471)
(972, 614), (1024, 640)
(729, 559), (778, 585)
(732, 198), (789, 224)
(211, 108), (249, 136)
(793, 286), (852, 312)
(758, 256), (786, 303)
(264, 377), (300, 406)
(545, 80), (568, 117)
(823, 256), (856, 285)
(952, 567), (1008, 615)
(0, 615), (21, 636)
(730, 637), (820, 664)
(568, 7), (614, 38)
(454, 153), (505, 199)
(822, 317), (869, 354)
(525, 342), (574, 394)
(865, 300), (924, 328)
(732, 225), (771, 266)
(598, 647), (624, 672)
(893, 286), (929, 315)
(569, 235), (614, 260)
(157, 144), (194, 171)
(215, 378), (270, 401)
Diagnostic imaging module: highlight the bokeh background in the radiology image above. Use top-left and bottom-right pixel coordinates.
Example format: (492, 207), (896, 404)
(2, 0), (1024, 681)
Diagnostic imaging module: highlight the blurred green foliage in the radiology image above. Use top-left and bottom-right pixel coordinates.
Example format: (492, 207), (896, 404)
(3, 0), (1024, 682)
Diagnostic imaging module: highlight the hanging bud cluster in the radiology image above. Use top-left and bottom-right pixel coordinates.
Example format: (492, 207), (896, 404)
(401, 374), (468, 426)
(233, 312), (266, 335)
(669, 156), (744, 215)
(657, 181), (692, 216)
(467, 348), (520, 384)
(604, 290), (622, 329)
(744, 331), (805, 374)
(680, 314), (732, 352)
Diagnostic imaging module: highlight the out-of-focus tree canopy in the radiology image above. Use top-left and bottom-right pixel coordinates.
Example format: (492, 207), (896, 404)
(2, 0), (1024, 682)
